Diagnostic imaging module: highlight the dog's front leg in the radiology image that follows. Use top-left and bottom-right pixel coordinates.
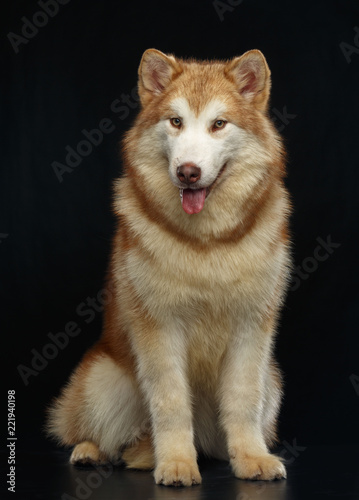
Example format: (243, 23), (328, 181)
(133, 323), (201, 486)
(219, 324), (286, 481)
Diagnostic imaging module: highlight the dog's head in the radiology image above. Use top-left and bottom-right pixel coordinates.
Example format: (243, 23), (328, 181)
(124, 49), (282, 219)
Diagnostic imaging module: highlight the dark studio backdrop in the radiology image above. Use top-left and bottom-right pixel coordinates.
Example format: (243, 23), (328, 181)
(1, 0), (359, 464)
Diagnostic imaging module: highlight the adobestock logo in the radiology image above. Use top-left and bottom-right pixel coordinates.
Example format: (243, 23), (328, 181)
(61, 462), (114, 500)
(213, 0), (244, 22)
(7, 0), (71, 54)
(340, 26), (359, 64)
(17, 287), (113, 386)
(51, 87), (139, 183)
(51, 119), (116, 183)
(290, 235), (341, 292)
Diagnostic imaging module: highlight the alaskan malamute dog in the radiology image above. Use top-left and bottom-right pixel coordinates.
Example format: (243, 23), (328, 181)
(47, 48), (291, 486)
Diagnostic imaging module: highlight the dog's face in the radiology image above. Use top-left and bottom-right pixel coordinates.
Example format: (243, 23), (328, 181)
(132, 49), (275, 215)
(157, 97), (242, 210)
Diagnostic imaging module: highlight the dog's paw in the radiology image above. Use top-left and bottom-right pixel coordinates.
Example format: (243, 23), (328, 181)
(231, 453), (286, 481)
(70, 441), (108, 466)
(154, 459), (202, 486)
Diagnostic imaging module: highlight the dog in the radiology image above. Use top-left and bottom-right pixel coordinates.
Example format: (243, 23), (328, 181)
(47, 48), (291, 486)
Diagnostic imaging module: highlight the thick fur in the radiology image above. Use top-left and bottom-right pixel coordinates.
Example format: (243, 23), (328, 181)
(47, 49), (291, 486)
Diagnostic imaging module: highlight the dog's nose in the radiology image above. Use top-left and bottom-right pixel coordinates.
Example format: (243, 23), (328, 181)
(176, 163), (201, 185)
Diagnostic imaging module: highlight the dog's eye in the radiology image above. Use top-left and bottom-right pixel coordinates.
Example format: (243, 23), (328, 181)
(212, 120), (227, 131)
(170, 117), (182, 128)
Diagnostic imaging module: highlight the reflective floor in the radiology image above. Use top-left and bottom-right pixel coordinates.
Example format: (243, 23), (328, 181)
(5, 445), (359, 500)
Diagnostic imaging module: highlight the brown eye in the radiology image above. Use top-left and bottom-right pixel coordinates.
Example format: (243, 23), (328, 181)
(170, 117), (182, 128)
(213, 120), (226, 131)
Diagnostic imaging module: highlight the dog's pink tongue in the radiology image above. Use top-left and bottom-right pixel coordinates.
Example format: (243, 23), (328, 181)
(181, 188), (206, 214)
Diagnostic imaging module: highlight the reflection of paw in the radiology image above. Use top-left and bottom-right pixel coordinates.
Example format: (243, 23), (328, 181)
(154, 459), (202, 486)
(70, 441), (108, 466)
(232, 453), (286, 481)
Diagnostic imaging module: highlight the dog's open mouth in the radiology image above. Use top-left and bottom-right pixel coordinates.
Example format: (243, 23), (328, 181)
(179, 163), (227, 215)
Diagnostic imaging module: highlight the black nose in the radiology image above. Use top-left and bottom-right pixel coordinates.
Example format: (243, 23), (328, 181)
(176, 163), (201, 185)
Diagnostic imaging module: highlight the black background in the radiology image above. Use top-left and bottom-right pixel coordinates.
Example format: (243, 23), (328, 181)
(1, 0), (359, 461)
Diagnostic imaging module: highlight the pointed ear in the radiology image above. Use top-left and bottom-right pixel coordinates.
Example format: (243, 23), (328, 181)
(138, 49), (182, 106)
(226, 50), (271, 112)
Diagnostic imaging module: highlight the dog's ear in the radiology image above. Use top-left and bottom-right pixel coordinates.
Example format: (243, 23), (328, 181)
(226, 50), (271, 112)
(138, 49), (182, 106)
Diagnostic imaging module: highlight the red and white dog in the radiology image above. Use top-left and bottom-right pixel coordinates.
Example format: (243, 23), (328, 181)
(47, 48), (291, 486)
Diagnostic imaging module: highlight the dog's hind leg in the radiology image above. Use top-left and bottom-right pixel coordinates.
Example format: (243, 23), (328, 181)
(47, 348), (149, 464)
(70, 440), (109, 465)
